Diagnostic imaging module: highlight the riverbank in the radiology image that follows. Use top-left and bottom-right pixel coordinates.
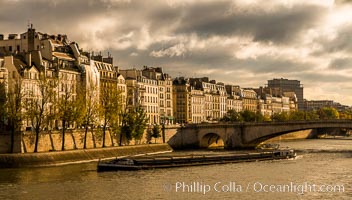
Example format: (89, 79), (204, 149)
(0, 144), (172, 168)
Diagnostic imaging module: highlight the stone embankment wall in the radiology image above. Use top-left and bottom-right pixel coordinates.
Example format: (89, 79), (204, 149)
(0, 131), (21, 153)
(0, 125), (179, 153)
(0, 144), (173, 168)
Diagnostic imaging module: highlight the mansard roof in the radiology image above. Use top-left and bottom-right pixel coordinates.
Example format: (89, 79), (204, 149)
(53, 52), (75, 61)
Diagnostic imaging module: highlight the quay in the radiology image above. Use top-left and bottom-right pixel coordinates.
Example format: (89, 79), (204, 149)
(0, 144), (172, 168)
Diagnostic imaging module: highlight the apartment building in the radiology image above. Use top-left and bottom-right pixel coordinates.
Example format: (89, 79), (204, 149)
(267, 78), (304, 110)
(172, 77), (205, 124)
(142, 66), (174, 124)
(120, 68), (159, 124)
(225, 85), (243, 112)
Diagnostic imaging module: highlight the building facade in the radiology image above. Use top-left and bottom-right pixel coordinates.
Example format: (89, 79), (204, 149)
(142, 66), (174, 124)
(304, 100), (351, 112)
(120, 68), (163, 125)
(267, 78), (304, 110)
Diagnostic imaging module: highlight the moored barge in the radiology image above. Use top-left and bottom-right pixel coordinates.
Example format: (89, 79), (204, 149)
(97, 149), (296, 171)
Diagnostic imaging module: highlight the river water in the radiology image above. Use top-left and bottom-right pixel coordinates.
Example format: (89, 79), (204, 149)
(0, 138), (352, 200)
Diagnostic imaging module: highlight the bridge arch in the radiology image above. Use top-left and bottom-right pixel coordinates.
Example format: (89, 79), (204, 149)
(250, 129), (313, 146)
(242, 120), (352, 148)
(200, 133), (224, 149)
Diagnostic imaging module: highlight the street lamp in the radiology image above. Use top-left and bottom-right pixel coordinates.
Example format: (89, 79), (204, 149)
(161, 115), (166, 143)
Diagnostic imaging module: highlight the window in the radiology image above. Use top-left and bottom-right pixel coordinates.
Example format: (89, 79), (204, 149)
(9, 46), (12, 52)
(17, 45), (20, 51)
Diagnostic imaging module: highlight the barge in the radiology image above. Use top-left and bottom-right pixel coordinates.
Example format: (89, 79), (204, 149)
(97, 149), (296, 171)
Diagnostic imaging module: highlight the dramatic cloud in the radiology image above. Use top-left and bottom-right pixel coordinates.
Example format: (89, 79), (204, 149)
(329, 57), (352, 70)
(175, 2), (325, 44)
(1, 0), (352, 105)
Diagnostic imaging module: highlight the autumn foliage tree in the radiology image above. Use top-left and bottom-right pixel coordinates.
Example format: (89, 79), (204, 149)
(318, 107), (339, 119)
(57, 84), (84, 150)
(120, 106), (148, 145)
(81, 83), (99, 149)
(23, 74), (57, 152)
(99, 86), (122, 147)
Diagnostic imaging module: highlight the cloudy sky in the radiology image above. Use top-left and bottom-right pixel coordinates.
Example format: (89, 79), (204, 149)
(1, 0), (352, 105)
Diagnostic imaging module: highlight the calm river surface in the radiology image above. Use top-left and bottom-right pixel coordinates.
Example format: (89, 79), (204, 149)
(1, 139), (352, 200)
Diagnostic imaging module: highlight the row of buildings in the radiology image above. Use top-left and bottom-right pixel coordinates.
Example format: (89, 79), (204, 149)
(173, 77), (299, 123)
(0, 27), (350, 129)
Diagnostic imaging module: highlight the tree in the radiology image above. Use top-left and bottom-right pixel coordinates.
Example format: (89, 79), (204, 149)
(339, 111), (352, 119)
(81, 83), (99, 149)
(120, 111), (132, 145)
(255, 111), (265, 122)
(131, 106), (149, 142)
(0, 82), (6, 128)
(289, 111), (306, 121)
(151, 124), (161, 143)
(262, 114), (272, 122)
(57, 84), (84, 150)
(120, 106), (149, 145)
(146, 127), (152, 144)
(272, 112), (289, 122)
(305, 110), (319, 120)
(220, 109), (243, 122)
(240, 110), (257, 122)
(6, 80), (23, 153)
(23, 74), (56, 152)
(99, 86), (122, 147)
(318, 107), (339, 120)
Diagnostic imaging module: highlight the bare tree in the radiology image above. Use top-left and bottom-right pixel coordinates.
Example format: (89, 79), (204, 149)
(0, 82), (6, 128)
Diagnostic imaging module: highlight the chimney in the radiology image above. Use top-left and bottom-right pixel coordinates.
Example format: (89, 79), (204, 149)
(32, 50), (42, 69)
(26, 52), (32, 66)
(92, 55), (103, 62)
(8, 34), (18, 40)
(27, 25), (35, 52)
(114, 66), (119, 72)
(103, 56), (113, 64)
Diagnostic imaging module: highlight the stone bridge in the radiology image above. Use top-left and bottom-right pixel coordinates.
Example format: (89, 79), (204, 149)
(167, 120), (352, 149)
